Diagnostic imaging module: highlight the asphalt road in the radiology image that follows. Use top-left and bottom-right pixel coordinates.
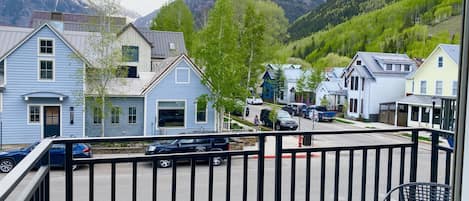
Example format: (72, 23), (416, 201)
(1, 104), (451, 201)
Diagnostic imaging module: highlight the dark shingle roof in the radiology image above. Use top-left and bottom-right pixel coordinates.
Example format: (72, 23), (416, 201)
(137, 28), (187, 59)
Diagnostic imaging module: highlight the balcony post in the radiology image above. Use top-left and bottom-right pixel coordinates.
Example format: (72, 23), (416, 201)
(257, 135), (265, 201)
(453, 0), (469, 200)
(275, 134), (283, 201)
(430, 131), (440, 183)
(65, 143), (73, 201)
(409, 130), (418, 183)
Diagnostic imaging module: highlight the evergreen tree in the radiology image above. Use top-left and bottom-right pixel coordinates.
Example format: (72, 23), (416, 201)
(150, 0), (195, 54)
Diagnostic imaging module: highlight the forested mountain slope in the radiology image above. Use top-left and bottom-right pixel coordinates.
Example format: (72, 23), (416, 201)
(283, 0), (462, 64)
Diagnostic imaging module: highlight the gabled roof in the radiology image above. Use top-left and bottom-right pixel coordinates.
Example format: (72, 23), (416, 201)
(0, 23), (91, 65)
(117, 23), (153, 48)
(440, 44), (460, 64)
(142, 54), (208, 95)
(137, 28), (187, 59)
(325, 67), (345, 80)
(346, 52), (416, 79)
(406, 44), (460, 79)
(89, 54), (209, 96)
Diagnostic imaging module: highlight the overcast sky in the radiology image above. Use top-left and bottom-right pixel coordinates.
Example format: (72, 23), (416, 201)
(120, 0), (171, 16)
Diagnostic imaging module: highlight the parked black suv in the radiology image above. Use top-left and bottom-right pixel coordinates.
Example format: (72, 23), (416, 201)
(145, 138), (229, 168)
(260, 109), (298, 130)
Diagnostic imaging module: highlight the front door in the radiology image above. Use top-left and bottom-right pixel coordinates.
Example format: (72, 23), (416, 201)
(44, 106), (60, 138)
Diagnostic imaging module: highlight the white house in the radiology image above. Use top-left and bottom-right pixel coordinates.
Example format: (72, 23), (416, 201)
(316, 68), (346, 111)
(344, 52), (417, 121)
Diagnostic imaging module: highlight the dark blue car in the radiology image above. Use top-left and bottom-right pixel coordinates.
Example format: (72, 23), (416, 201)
(0, 143), (92, 173)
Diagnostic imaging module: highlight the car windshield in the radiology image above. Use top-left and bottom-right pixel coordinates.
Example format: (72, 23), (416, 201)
(22, 142), (38, 151)
(277, 111), (291, 118)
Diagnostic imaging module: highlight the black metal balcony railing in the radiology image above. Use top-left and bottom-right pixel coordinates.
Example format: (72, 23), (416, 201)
(0, 128), (454, 201)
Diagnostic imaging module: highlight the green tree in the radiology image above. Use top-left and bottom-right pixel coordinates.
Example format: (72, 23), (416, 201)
(296, 73), (307, 103)
(85, 0), (126, 137)
(195, 0), (245, 131)
(320, 96), (329, 107)
(272, 67), (285, 103)
(307, 68), (323, 97)
(240, 2), (266, 90)
(150, 0), (195, 54)
(254, 0), (289, 61)
(269, 107), (279, 130)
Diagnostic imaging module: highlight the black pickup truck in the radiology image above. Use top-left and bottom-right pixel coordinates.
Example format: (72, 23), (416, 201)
(145, 138), (229, 168)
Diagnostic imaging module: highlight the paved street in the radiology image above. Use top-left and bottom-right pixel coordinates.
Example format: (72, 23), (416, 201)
(1, 104), (451, 201)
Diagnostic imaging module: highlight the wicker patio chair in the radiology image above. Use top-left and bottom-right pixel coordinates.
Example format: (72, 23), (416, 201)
(383, 182), (452, 201)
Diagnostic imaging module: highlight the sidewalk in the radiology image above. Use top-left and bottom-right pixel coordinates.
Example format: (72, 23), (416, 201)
(334, 117), (403, 129)
(243, 135), (318, 158)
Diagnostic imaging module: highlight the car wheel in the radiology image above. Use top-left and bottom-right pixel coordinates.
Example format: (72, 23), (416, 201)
(275, 124), (281, 130)
(159, 160), (172, 168)
(0, 159), (15, 173)
(212, 157), (223, 166)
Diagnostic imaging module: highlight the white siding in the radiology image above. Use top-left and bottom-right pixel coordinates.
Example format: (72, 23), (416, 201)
(118, 27), (152, 72)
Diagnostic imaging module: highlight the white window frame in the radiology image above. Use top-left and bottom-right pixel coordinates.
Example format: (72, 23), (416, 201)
(27, 105), (41, 125)
(420, 80), (427, 94)
(395, 64), (402, 72)
(169, 42), (176, 50)
(128, 106), (137, 124)
(37, 37), (55, 56)
(452, 81), (458, 96)
(175, 68), (190, 84)
(435, 80), (443, 96)
(385, 64), (393, 71)
(438, 56), (443, 68)
(37, 58), (55, 82)
(0, 93), (3, 112)
(156, 100), (187, 129)
(195, 103), (208, 124)
(404, 64), (411, 72)
(92, 106), (102, 125)
(111, 106), (121, 124)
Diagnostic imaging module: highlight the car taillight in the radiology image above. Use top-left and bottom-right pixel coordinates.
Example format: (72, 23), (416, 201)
(227, 143), (231, 150)
(83, 147), (90, 153)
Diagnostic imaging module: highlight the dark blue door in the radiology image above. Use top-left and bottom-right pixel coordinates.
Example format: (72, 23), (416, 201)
(44, 106), (60, 138)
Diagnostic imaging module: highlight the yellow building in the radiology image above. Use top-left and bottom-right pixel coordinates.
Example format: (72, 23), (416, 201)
(397, 44), (459, 129)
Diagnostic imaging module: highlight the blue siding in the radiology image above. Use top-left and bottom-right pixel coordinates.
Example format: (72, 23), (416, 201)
(1, 26), (84, 144)
(262, 77), (275, 102)
(85, 97), (144, 137)
(145, 59), (216, 135)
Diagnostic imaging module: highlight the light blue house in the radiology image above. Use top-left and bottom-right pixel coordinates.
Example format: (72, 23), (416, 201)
(85, 54), (216, 136)
(0, 21), (216, 144)
(0, 24), (87, 144)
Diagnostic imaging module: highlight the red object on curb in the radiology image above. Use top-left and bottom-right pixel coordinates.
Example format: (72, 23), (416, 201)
(298, 135), (303, 147)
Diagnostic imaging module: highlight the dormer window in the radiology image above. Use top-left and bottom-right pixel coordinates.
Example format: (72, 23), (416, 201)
(38, 38), (54, 55)
(438, 57), (443, 68)
(356, 60), (362, 65)
(404, 64), (411, 71)
(385, 64), (393, 71)
(169, 43), (176, 50)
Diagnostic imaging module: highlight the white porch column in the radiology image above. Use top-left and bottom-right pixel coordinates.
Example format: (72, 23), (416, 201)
(394, 102), (398, 126)
(429, 107), (434, 127)
(408, 105), (412, 125)
(418, 106), (422, 127)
